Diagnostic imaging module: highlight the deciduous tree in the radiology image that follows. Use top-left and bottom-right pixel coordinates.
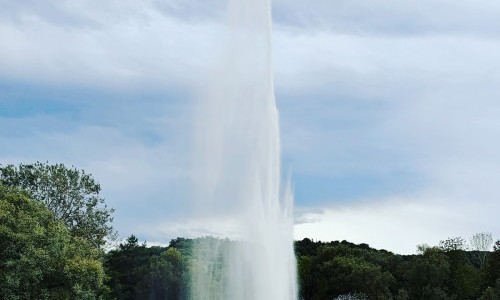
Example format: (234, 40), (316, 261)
(0, 185), (107, 299)
(469, 232), (493, 267)
(0, 162), (115, 247)
(439, 237), (467, 251)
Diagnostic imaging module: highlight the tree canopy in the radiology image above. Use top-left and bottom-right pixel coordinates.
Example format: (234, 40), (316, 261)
(0, 162), (115, 248)
(0, 184), (107, 299)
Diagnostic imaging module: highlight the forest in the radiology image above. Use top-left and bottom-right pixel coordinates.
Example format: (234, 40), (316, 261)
(1, 162), (499, 300)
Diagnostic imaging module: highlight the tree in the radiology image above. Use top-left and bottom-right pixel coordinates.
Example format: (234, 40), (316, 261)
(444, 246), (482, 299)
(105, 235), (191, 300)
(135, 248), (189, 299)
(470, 232), (493, 252)
(478, 279), (500, 300)
(315, 253), (394, 299)
(105, 235), (169, 299)
(105, 235), (148, 299)
(0, 185), (107, 299)
(0, 162), (115, 247)
(297, 255), (316, 300)
(483, 240), (500, 289)
(404, 247), (453, 299)
(469, 232), (493, 268)
(416, 244), (431, 255)
(394, 288), (410, 300)
(439, 237), (467, 251)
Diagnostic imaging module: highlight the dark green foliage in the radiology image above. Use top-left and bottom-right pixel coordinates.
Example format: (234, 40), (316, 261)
(297, 240), (397, 300)
(296, 238), (500, 300)
(404, 247), (452, 299)
(446, 250), (482, 299)
(135, 248), (188, 300)
(318, 254), (394, 299)
(394, 288), (410, 300)
(439, 237), (467, 251)
(105, 235), (156, 299)
(483, 241), (500, 290)
(478, 279), (500, 300)
(298, 255), (316, 300)
(105, 235), (189, 300)
(0, 162), (115, 248)
(0, 185), (107, 299)
(296, 238), (322, 257)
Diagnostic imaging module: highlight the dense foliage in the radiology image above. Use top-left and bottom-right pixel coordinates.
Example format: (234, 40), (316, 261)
(0, 162), (115, 248)
(105, 236), (189, 300)
(295, 238), (500, 300)
(0, 185), (107, 299)
(102, 236), (500, 300)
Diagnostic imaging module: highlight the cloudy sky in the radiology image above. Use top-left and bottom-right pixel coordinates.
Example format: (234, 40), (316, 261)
(1, 0), (500, 254)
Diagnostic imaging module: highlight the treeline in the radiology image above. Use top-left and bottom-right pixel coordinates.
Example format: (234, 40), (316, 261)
(1, 162), (500, 300)
(103, 235), (500, 300)
(105, 236), (190, 299)
(296, 237), (500, 300)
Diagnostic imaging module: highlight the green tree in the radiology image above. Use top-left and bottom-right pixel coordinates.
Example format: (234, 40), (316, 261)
(0, 185), (107, 299)
(315, 252), (394, 299)
(478, 279), (500, 300)
(483, 240), (500, 291)
(105, 235), (168, 299)
(0, 162), (115, 248)
(297, 255), (316, 300)
(105, 235), (148, 299)
(445, 248), (481, 300)
(439, 237), (467, 251)
(404, 247), (453, 299)
(136, 248), (188, 299)
(394, 288), (410, 300)
(105, 235), (191, 300)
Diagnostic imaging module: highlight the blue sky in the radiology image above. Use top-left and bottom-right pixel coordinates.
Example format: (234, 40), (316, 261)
(1, 0), (500, 254)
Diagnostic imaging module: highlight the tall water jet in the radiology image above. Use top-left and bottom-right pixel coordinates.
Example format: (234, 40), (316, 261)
(191, 0), (297, 299)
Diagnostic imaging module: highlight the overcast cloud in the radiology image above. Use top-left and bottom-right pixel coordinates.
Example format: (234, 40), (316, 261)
(1, 0), (499, 254)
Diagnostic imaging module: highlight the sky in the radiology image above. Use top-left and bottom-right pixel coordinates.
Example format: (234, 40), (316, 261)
(1, 0), (500, 254)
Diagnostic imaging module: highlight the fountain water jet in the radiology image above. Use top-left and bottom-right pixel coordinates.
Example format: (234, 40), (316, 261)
(190, 0), (297, 299)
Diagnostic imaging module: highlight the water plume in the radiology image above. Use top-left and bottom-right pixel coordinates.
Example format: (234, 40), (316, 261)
(190, 0), (297, 299)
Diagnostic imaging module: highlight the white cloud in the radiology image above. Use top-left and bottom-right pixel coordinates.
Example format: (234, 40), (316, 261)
(0, 1), (220, 89)
(2, 0), (500, 250)
(273, 0), (500, 37)
(294, 192), (500, 255)
(274, 16), (500, 253)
